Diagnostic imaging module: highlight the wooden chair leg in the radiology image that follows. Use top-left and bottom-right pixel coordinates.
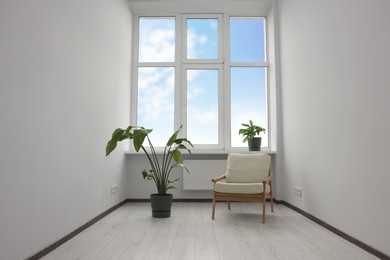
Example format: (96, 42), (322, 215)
(212, 193), (216, 219)
(262, 195), (266, 223)
(227, 200), (231, 210)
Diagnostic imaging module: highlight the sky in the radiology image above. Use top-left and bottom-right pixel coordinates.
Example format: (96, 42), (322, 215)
(137, 17), (267, 148)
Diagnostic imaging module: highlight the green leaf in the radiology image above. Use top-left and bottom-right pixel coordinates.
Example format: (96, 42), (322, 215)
(119, 131), (131, 141)
(185, 139), (194, 148)
(168, 178), (180, 183)
(112, 128), (125, 140)
(176, 144), (192, 155)
(175, 138), (194, 148)
(133, 129), (151, 151)
(167, 125), (184, 146)
(167, 185), (177, 190)
(105, 140), (117, 156)
(171, 149), (182, 163)
(141, 169), (153, 180)
(167, 129), (180, 146)
(126, 125), (133, 132)
(141, 169), (148, 179)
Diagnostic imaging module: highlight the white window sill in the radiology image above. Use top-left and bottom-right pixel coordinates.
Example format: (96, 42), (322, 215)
(125, 148), (276, 155)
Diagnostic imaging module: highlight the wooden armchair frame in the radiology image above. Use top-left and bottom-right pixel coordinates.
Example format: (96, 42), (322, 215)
(211, 170), (274, 223)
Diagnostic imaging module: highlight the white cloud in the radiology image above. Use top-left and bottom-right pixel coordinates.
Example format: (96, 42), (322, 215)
(209, 19), (218, 29)
(187, 30), (208, 59)
(187, 86), (205, 100)
(189, 107), (218, 124)
(139, 19), (175, 62)
(187, 105), (219, 144)
(198, 35), (208, 45)
(138, 68), (174, 122)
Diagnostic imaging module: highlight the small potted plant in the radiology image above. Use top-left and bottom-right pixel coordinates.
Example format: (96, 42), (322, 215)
(239, 120), (266, 151)
(105, 125), (193, 218)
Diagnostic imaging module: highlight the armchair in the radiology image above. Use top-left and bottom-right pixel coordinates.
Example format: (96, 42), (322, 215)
(211, 153), (274, 223)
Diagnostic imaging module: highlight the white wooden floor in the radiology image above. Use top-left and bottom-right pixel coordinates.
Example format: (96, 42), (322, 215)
(42, 202), (379, 260)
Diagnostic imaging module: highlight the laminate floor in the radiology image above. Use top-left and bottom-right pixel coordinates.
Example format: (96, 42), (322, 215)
(41, 202), (379, 260)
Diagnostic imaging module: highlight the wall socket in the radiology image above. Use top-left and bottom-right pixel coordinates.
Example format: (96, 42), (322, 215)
(293, 186), (302, 196)
(110, 185), (119, 194)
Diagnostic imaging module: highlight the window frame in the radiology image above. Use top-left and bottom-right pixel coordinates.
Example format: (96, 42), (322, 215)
(131, 14), (270, 152)
(182, 14), (223, 64)
(181, 64), (224, 149)
(226, 16), (269, 148)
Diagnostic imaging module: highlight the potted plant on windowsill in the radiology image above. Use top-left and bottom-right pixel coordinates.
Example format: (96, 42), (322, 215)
(239, 120), (266, 151)
(105, 125), (193, 218)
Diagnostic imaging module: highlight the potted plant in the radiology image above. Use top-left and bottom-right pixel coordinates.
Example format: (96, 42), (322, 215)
(239, 120), (266, 151)
(105, 125), (193, 218)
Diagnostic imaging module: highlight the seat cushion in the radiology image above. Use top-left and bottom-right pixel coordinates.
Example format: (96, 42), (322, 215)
(225, 153), (271, 183)
(214, 182), (270, 194)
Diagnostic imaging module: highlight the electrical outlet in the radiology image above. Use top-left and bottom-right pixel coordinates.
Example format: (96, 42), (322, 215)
(111, 185), (118, 194)
(293, 186), (302, 196)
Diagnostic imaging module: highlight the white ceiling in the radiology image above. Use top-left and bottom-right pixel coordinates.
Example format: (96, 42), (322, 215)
(128, 0), (273, 16)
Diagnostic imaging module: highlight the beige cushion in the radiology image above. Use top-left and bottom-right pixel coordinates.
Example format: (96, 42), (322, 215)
(214, 182), (270, 194)
(225, 153), (270, 183)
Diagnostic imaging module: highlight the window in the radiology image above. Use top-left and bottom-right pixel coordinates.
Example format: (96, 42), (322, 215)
(134, 17), (176, 147)
(133, 15), (268, 150)
(229, 17), (268, 148)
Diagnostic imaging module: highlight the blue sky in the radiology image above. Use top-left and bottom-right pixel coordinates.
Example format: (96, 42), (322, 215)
(138, 17), (267, 147)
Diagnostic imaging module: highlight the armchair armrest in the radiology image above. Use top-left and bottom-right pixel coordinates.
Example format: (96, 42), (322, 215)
(212, 174), (226, 183)
(262, 172), (273, 184)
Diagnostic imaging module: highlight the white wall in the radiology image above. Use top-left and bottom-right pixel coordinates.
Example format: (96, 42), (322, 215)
(266, 1), (283, 201)
(127, 154), (216, 199)
(277, 0), (390, 256)
(0, 1), (132, 259)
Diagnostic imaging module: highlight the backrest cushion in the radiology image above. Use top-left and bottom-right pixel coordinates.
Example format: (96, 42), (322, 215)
(225, 153), (270, 183)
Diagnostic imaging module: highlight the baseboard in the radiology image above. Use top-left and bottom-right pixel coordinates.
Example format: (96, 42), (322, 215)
(127, 198), (279, 203)
(26, 199), (128, 260)
(281, 201), (389, 260)
(127, 198), (213, 202)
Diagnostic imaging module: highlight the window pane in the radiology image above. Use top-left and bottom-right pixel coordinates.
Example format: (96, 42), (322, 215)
(231, 67), (268, 147)
(137, 67), (174, 147)
(139, 18), (175, 62)
(187, 69), (218, 144)
(230, 18), (265, 62)
(187, 19), (218, 59)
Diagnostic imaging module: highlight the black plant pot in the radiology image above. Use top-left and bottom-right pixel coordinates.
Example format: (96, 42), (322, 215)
(248, 137), (262, 151)
(150, 194), (173, 218)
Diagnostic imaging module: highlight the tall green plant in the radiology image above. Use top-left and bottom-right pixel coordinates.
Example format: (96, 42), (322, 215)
(106, 125), (193, 195)
(238, 120), (266, 143)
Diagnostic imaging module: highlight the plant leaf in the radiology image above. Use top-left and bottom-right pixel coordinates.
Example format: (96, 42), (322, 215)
(176, 138), (193, 148)
(167, 128), (180, 146)
(112, 128), (125, 140)
(133, 128), (151, 152)
(105, 140), (117, 156)
(119, 131), (131, 141)
(171, 149), (182, 163)
(168, 178), (180, 183)
(167, 185), (177, 190)
(141, 169), (154, 180)
(182, 165), (190, 173)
